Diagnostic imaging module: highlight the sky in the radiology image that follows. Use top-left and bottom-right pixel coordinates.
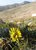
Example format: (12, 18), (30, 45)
(0, 0), (36, 6)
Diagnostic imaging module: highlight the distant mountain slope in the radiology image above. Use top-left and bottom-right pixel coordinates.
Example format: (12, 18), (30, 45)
(0, 3), (20, 11)
(21, 1), (30, 5)
(0, 1), (30, 12)
(0, 2), (36, 22)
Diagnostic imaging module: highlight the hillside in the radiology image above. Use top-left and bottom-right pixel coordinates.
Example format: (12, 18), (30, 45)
(0, 2), (36, 23)
(0, 1), (30, 12)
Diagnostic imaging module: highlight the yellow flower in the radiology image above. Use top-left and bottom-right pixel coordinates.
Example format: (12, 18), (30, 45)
(9, 27), (22, 42)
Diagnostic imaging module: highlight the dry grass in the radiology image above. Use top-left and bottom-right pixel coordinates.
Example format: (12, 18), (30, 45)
(0, 2), (36, 22)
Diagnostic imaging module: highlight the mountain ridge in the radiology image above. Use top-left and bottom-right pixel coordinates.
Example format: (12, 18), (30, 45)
(0, 1), (30, 12)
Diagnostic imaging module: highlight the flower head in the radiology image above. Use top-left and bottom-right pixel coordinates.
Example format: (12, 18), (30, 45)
(9, 27), (22, 42)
